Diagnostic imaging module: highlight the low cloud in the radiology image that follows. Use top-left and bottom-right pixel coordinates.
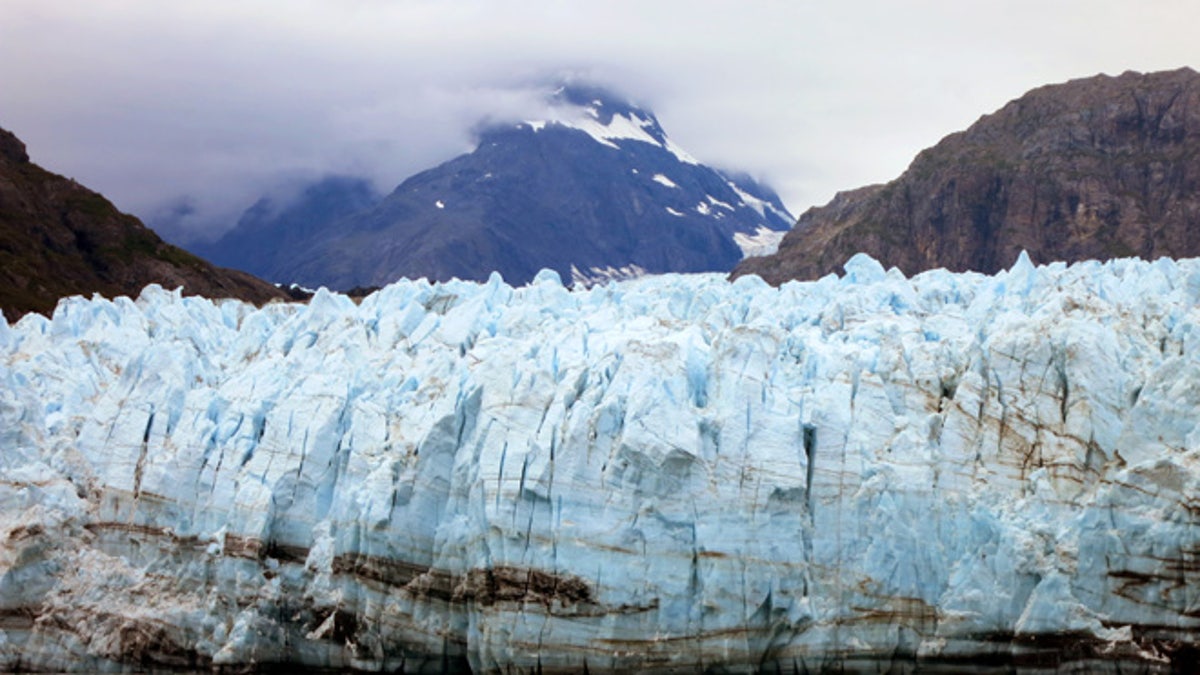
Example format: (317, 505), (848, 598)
(2, 1), (1197, 243)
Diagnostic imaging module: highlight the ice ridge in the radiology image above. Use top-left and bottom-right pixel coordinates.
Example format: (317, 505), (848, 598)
(2, 255), (1200, 671)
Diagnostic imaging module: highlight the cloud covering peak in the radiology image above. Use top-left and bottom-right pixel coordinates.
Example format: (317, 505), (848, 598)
(2, 1), (1198, 242)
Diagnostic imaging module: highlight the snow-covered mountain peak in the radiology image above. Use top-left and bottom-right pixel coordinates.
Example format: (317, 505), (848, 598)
(200, 81), (795, 290)
(515, 84), (695, 164)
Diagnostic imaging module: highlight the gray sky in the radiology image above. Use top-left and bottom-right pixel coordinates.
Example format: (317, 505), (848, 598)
(2, 1), (1198, 242)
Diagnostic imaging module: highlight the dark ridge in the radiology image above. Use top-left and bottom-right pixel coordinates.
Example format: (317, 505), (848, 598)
(0, 125), (289, 321)
(735, 67), (1200, 284)
(0, 127), (29, 163)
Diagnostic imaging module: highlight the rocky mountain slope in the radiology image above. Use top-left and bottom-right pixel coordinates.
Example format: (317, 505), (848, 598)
(2, 256), (1199, 671)
(201, 85), (793, 289)
(0, 127), (289, 321)
(735, 68), (1200, 284)
(190, 175), (381, 287)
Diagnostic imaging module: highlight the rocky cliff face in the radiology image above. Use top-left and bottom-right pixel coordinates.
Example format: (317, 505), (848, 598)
(0, 126), (289, 320)
(735, 68), (1200, 284)
(2, 257), (1199, 672)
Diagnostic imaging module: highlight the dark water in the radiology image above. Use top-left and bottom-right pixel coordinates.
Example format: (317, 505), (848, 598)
(65, 659), (1186, 675)
(807, 658), (1181, 674)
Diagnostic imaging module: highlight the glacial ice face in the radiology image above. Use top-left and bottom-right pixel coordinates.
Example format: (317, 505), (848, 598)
(2, 255), (1200, 671)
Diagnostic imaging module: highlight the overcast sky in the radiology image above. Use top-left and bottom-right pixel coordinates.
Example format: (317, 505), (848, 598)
(2, 1), (1198, 243)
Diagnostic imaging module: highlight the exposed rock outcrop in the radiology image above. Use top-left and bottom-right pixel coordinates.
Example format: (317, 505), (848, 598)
(735, 68), (1200, 283)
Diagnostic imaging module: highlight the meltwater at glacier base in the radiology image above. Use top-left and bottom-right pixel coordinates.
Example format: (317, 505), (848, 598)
(1, 253), (1199, 672)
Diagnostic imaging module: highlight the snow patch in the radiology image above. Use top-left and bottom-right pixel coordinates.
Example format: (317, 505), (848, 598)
(652, 174), (678, 188)
(727, 181), (793, 223)
(733, 226), (788, 258)
(664, 137), (700, 165)
(665, 207), (685, 217)
(524, 100), (698, 165)
(706, 195), (735, 211)
(575, 112), (660, 149)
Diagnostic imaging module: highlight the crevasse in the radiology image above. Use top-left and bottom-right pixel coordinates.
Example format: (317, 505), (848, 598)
(1, 254), (1199, 671)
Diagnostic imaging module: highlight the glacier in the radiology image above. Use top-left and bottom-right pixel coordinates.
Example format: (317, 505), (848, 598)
(2, 253), (1199, 672)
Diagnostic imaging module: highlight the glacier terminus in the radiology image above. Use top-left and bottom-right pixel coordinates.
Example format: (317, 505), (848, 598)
(2, 253), (1199, 671)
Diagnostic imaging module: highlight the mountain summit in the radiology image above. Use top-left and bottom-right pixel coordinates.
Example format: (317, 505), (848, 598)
(735, 68), (1200, 284)
(202, 85), (793, 289)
